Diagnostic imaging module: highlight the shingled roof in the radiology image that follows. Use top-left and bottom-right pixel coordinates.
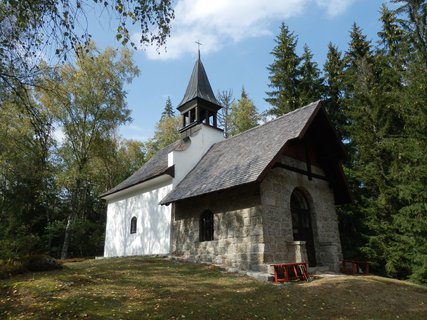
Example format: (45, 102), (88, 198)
(100, 140), (185, 198)
(160, 101), (324, 205)
(177, 55), (221, 110)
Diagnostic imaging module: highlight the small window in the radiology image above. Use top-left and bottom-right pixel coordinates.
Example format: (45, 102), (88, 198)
(130, 216), (137, 234)
(199, 210), (214, 242)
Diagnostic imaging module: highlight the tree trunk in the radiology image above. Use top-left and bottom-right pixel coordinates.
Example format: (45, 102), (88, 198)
(61, 176), (82, 259)
(60, 211), (76, 259)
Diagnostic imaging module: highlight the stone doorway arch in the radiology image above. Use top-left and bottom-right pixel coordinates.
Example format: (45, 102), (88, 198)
(291, 188), (317, 267)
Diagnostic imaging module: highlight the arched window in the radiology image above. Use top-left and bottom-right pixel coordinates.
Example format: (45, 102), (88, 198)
(130, 216), (137, 234)
(199, 210), (214, 242)
(291, 190), (309, 241)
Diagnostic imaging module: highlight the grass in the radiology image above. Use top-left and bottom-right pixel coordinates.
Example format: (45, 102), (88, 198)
(0, 257), (426, 319)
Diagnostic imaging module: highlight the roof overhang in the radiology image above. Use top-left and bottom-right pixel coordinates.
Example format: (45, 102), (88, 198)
(101, 173), (173, 202)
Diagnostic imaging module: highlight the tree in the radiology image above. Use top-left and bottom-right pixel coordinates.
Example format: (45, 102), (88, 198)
(0, 0), (174, 121)
(146, 96), (180, 159)
(0, 97), (55, 258)
(299, 44), (324, 105)
(37, 44), (139, 259)
(337, 7), (427, 283)
(392, 0), (427, 64)
(217, 89), (234, 138)
(265, 23), (301, 116)
(145, 115), (181, 160)
(323, 43), (346, 134)
(230, 87), (258, 136)
(161, 97), (175, 119)
(385, 1), (427, 282)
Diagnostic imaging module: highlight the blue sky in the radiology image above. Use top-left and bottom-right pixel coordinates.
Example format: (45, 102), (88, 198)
(86, 0), (390, 141)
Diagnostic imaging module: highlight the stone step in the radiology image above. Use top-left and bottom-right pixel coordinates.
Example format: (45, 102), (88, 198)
(308, 266), (330, 274)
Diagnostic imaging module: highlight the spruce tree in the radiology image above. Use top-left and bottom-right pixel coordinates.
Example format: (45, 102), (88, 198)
(217, 89), (234, 138)
(161, 96), (175, 119)
(392, 0), (427, 64)
(323, 43), (346, 134)
(230, 87), (258, 136)
(265, 23), (301, 115)
(299, 44), (324, 106)
(386, 1), (427, 283)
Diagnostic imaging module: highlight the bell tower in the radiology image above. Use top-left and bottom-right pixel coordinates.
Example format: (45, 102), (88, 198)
(177, 50), (223, 137)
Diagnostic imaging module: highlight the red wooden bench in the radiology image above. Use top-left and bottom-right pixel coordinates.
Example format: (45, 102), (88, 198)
(271, 262), (308, 283)
(340, 260), (369, 275)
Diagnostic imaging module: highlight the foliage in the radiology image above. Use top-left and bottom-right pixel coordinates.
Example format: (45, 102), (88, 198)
(323, 42), (346, 135)
(266, 1), (426, 283)
(217, 89), (234, 138)
(36, 44), (139, 259)
(335, 3), (426, 283)
(25, 254), (63, 272)
(161, 96), (175, 119)
(265, 24), (324, 116)
(0, 96), (54, 259)
(299, 44), (324, 106)
(265, 23), (301, 115)
(0, 0), (174, 102)
(0, 255), (62, 279)
(229, 87), (259, 136)
(147, 97), (181, 157)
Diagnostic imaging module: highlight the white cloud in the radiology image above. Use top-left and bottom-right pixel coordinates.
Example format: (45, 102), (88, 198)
(315, 0), (356, 17)
(140, 0), (356, 60)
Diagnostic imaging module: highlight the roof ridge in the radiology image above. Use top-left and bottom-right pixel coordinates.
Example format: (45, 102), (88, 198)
(219, 100), (321, 142)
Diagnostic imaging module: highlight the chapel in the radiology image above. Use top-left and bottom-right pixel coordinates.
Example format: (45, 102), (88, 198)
(101, 54), (350, 273)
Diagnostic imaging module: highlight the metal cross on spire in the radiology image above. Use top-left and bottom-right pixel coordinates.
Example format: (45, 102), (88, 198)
(195, 40), (202, 59)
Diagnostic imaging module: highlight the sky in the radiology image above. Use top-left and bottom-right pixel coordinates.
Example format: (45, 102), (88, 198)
(85, 0), (390, 141)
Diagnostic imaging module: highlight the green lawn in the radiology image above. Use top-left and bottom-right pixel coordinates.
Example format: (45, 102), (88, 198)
(0, 256), (426, 319)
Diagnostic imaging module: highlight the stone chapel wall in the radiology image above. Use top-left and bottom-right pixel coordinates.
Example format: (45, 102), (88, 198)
(171, 156), (343, 273)
(171, 184), (267, 272)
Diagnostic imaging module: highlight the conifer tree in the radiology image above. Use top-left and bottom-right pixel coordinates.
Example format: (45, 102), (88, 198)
(230, 87), (258, 136)
(217, 89), (234, 138)
(323, 43), (346, 134)
(385, 1), (427, 282)
(161, 96), (175, 119)
(299, 44), (324, 105)
(392, 0), (427, 64)
(265, 23), (301, 115)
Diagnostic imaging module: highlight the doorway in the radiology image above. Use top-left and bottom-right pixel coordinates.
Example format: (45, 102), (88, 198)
(291, 189), (317, 267)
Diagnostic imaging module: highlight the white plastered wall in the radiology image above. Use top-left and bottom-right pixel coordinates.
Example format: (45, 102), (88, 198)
(103, 176), (173, 257)
(169, 124), (224, 187)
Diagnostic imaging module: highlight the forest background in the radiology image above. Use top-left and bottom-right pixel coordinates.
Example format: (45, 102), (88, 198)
(0, 0), (425, 284)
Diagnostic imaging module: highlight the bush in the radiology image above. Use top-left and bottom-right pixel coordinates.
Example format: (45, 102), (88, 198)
(0, 255), (62, 279)
(0, 259), (26, 279)
(24, 254), (63, 272)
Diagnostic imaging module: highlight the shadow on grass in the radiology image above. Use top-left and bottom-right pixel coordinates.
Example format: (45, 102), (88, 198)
(1, 257), (426, 320)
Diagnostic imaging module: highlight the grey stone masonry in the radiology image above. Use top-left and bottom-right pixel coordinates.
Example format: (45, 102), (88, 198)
(172, 184), (267, 272)
(171, 155), (343, 274)
(260, 155), (343, 272)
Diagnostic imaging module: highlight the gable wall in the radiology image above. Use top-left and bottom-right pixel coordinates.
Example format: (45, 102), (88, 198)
(260, 155), (342, 271)
(104, 179), (172, 257)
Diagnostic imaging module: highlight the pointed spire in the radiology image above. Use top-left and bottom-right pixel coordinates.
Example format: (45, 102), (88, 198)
(177, 51), (221, 110)
(196, 40), (202, 60)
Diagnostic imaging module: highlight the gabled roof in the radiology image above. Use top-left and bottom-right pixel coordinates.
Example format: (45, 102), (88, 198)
(177, 56), (221, 110)
(161, 101), (344, 205)
(100, 140), (185, 198)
